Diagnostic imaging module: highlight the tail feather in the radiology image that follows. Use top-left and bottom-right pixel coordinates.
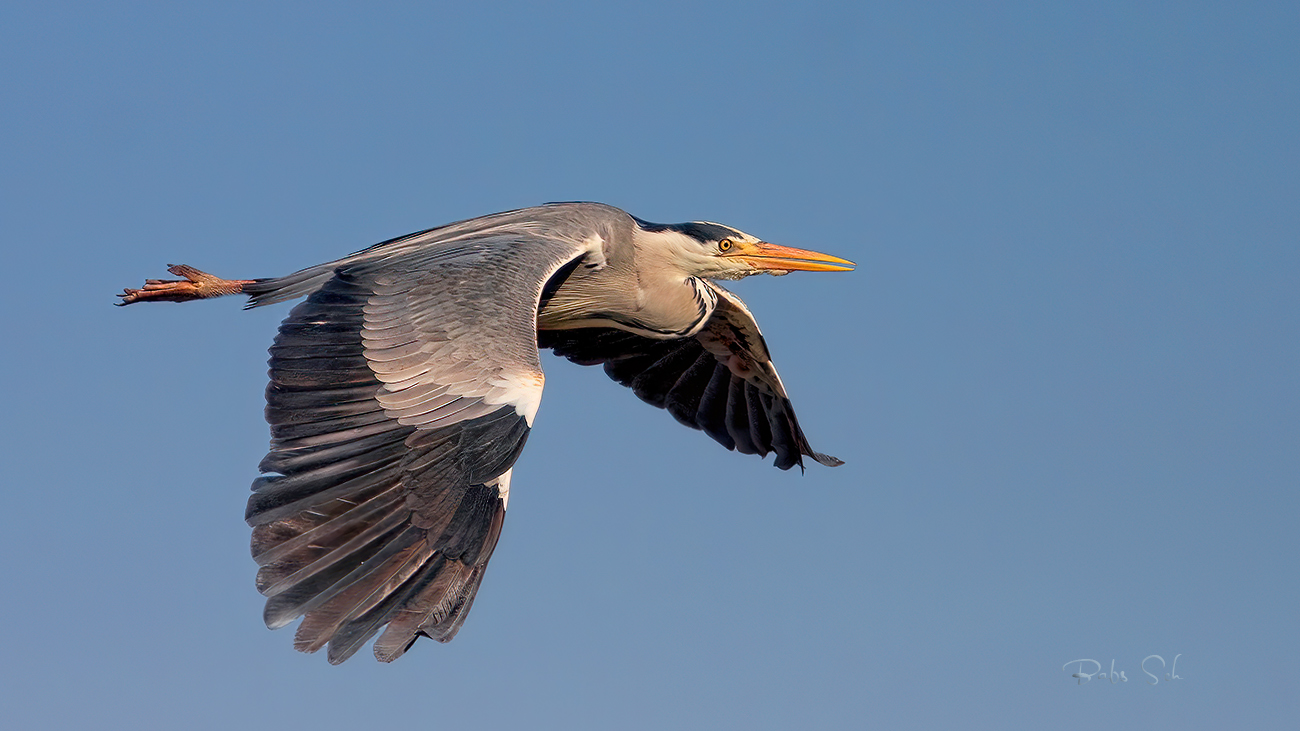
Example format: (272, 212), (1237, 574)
(243, 262), (343, 308)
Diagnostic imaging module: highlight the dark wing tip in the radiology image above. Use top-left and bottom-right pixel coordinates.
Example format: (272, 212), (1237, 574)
(811, 451), (844, 467)
(772, 449), (844, 471)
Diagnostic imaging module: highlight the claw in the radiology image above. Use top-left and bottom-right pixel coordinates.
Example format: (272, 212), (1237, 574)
(117, 265), (255, 305)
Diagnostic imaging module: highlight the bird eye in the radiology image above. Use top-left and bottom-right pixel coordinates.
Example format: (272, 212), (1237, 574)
(718, 239), (733, 252)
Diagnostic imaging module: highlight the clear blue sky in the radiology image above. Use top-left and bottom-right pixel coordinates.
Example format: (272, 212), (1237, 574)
(2, 2), (1296, 729)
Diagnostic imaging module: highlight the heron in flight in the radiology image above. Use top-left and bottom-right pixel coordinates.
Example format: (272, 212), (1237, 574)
(119, 202), (853, 664)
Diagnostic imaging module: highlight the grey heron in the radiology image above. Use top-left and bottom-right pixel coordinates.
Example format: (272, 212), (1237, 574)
(118, 202), (853, 664)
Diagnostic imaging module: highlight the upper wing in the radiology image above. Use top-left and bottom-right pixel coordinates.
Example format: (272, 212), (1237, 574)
(539, 282), (842, 470)
(245, 232), (590, 663)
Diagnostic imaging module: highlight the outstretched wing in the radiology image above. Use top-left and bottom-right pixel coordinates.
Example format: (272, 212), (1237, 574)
(540, 282), (842, 470)
(245, 232), (589, 663)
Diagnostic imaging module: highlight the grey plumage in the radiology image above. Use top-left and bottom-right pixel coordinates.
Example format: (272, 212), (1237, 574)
(119, 202), (852, 663)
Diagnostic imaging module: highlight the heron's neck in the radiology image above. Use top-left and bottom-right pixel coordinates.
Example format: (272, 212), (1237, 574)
(536, 234), (716, 339)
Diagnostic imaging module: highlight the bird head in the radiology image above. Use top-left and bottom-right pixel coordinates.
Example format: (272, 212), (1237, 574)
(633, 218), (855, 281)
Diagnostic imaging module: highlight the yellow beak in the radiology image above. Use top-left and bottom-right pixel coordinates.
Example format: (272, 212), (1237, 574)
(731, 241), (856, 273)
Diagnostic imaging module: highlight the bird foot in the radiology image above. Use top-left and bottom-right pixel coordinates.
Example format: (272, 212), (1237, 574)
(117, 265), (255, 305)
